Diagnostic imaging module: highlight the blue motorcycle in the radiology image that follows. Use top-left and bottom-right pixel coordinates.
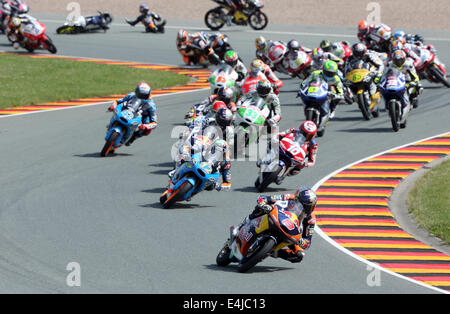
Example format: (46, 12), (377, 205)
(160, 151), (220, 209)
(379, 69), (408, 132)
(298, 77), (330, 137)
(101, 98), (143, 157)
(57, 11), (112, 34)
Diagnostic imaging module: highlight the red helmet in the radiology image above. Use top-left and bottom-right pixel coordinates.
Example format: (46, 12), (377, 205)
(358, 20), (369, 36)
(300, 121), (317, 141)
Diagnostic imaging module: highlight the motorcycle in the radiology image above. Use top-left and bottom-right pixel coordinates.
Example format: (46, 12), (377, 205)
(101, 98), (155, 157)
(160, 151), (220, 209)
(415, 47), (450, 88)
(283, 50), (314, 80)
(344, 59), (380, 120)
(234, 96), (270, 148)
(205, 0), (268, 31)
(8, 16), (57, 53)
(216, 199), (305, 272)
(208, 63), (239, 94)
(379, 68), (409, 132)
(57, 11), (112, 34)
(298, 77), (330, 137)
(255, 132), (309, 192)
(266, 41), (289, 75)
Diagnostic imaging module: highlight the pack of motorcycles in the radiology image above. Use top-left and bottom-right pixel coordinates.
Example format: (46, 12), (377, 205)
(2, 0), (449, 272)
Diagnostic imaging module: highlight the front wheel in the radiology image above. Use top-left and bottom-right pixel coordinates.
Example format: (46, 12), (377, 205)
(162, 181), (193, 209)
(238, 238), (276, 273)
(256, 165), (282, 192)
(388, 99), (400, 132)
(101, 131), (119, 157)
(357, 91), (371, 120)
(248, 11), (268, 30)
(204, 8), (225, 30)
(43, 37), (57, 54)
(429, 65), (450, 88)
(216, 245), (232, 267)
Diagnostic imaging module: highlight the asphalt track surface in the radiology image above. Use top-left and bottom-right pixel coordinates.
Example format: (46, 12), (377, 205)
(0, 16), (449, 293)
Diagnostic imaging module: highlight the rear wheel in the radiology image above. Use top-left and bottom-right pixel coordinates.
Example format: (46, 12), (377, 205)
(101, 131), (119, 157)
(238, 238), (276, 273)
(248, 11), (268, 30)
(162, 181), (193, 209)
(204, 8), (225, 30)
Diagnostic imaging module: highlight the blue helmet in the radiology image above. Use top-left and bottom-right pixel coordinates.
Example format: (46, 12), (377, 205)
(295, 187), (317, 216)
(139, 4), (149, 13)
(393, 30), (406, 41)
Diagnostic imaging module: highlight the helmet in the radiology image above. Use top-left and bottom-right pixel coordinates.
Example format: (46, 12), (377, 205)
(295, 187), (317, 216)
(300, 120), (317, 141)
(217, 86), (234, 104)
(216, 107), (233, 128)
(10, 17), (21, 30)
(250, 59), (265, 77)
(135, 82), (151, 100)
(224, 50), (238, 67)
(358, 20), (369, 34)
(255, 36), (267, 51)
(392, 50), (406, 68)
(320, 40), (331, 52)
(177, 29), (188, 45)
(139, 4), (149, 14)
(287, 39), (300, 52)
(352, 42), (367, 59)
(323, 60), (338, 80)
(393, 30), (406, 41)
(414, 34), (424, 44)
(256, 80), (272, 98)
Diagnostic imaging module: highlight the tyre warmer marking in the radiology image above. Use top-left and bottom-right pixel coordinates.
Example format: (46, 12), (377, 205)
(315, 133), (450, 292)
(0, 53), (211, 116)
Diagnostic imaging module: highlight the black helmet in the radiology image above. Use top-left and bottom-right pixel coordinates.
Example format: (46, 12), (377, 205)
(320, 40), (332, 52)
(256, 80), (272, 98)
(295, 187), (317, 216)
(351, 42), (367, 59)
(216, 108), (233, 128)
(217, 86), (234, 104)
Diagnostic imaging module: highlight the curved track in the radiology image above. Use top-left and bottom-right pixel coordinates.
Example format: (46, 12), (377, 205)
(0, 17), (449, 293)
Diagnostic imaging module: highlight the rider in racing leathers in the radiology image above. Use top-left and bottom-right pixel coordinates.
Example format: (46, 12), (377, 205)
(357, 20), (392, 52)
(108, 82), (158, 146)
(232, 187), (318, 263)
(125, 3), (165, 32)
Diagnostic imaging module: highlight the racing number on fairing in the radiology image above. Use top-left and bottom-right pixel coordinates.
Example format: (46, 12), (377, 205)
(244, 109), (259, 121)
(281, 138), (304, 157)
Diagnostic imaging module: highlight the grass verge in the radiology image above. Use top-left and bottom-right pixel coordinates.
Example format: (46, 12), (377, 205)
(0, 54), (190, 109)
(408, 159), (450, 244)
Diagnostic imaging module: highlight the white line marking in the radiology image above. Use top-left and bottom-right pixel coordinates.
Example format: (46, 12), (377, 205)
(312, 131), (450, 294)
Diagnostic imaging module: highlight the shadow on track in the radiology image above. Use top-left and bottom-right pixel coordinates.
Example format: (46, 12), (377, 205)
(337, 127), (393, 133)
(141, 202), (215, 210)
(233, 186), (291, 193)
(204, 264), (294, 273)
(74, 152), (134, 158)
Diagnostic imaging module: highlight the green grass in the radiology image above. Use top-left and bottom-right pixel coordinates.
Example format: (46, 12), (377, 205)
(408, 159), (450, 244)
(0, 54), (190, 109)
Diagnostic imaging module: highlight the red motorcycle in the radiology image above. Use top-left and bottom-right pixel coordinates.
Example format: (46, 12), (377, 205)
(267, 41), (290, 75)
(415, 47), (449, 88)
(11, 17), (57, 53)
(255, 130), (309, 192)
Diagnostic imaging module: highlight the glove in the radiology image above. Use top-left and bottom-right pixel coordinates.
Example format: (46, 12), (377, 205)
(373, 76), (381, 84)
(108, 102), (117, 112)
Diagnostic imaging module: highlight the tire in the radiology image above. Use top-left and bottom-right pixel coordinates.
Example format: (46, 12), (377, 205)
(44, 37), (57, 54)
(216, 246), (232, 267)
(257, 165), (282, 192)
(101, 131), (119, 157)
(388, 100), (400, 132)
(317, 129), (325, 137)
(162, 181), (193, 209)
(237, 238), (276, 273)
(248, 11), (268, 30)
(357, 92), (371, 120)
(430, 66), (450, 88)
(204, 8), (225, 31)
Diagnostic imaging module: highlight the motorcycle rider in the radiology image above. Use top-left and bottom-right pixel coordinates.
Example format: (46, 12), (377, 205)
(170, 126), (233, 191)
(234, 187), (318, 263)
(345, 43), (384, 116)
(108, 82), (158, 146)
(223, 49), (248, 82)
(259, 59), (283, 94)
(357, 20), (392, 52)
(255, 35), (273, 65)
(177, 30), (222, 66)
(302, 60), (345, 119)
(7, 16), (33, 49)
(386, 49), (422, 111)
(125, 3), (165, 32)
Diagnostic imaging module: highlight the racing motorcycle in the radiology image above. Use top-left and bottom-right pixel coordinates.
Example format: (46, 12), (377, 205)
(234, 96), (270, 148)
(8, 16), (57, 53)
(344, 59), (380, 120)
(255, 131), (309, 192)
(160, 151), (220, 209)
(266, 41), (289, 75)
(283, 50), (314, 80)
(56, 11), (112, 34)
(205, 0), (268, 31)
(101, 98), (155, 157)
(298, 77), (330, 137)
(216, 199), (305, 272)
(415, 47), (450, 88)
(208, 63), (239, 94)
(379, 68), (409, 132)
